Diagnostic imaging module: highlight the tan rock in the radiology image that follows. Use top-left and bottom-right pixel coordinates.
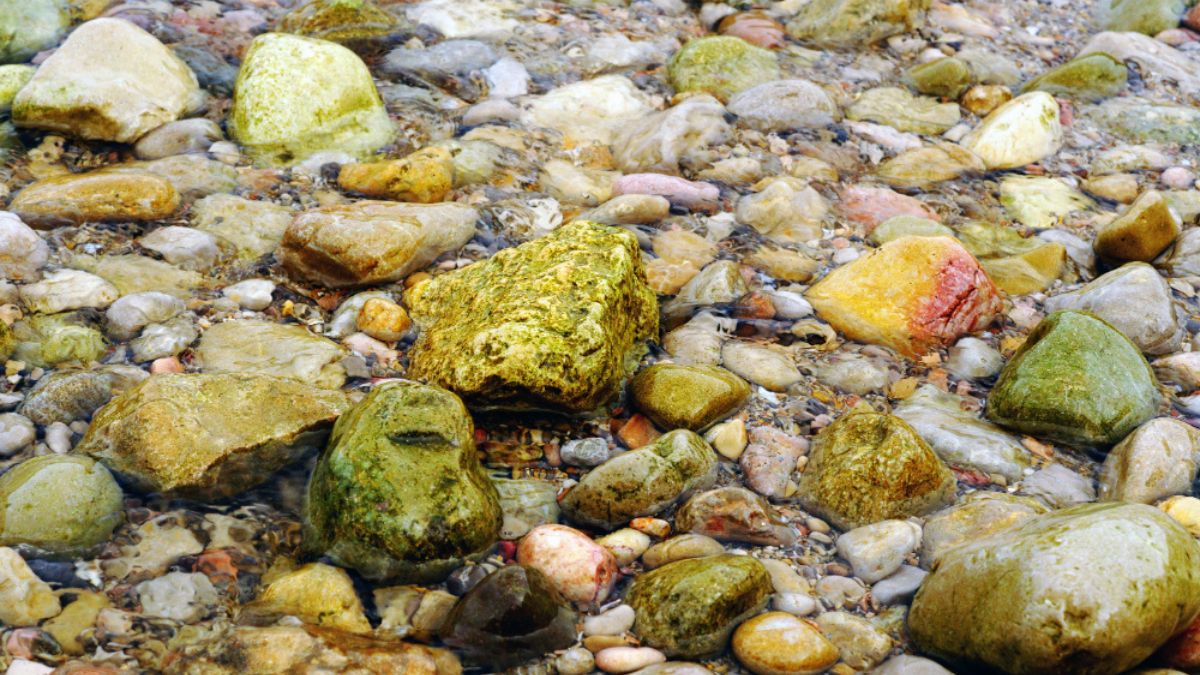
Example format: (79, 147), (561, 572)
(11, 172), (180, 228)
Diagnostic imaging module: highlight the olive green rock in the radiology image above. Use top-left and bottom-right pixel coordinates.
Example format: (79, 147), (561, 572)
(1093, 190), (1181, 263)
(985, 310), (1161, 446)
(303, 381), (502, 583)
(846, 87), (961, 135)
(787, 0), (929, 48)
(630, 364), (750, 431)
(0, 455), (123, 557)
(909, 502), (1200, 675)
(0, 65), (33, 112)
(905, 57), (972, 99)
(0, 319), (13, 362)
(1089, 97), (1200, 145)
(406, 221), (658, 413)
(667, 36), (780, 101)
(76, 373), (349, 500)
(1099, 0), (1186, 36)
(627, 554), (772, 658)
(560, 429), (717, 530)
(278, 0), (400, 49)
(1022, 53), (1127, 102)
(797, 410), (956, 530)
(230, 32), (394, 166)
(0, 0), (68, 64)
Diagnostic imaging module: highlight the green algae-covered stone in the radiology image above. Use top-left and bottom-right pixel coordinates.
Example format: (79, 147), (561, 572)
(0, 0), (68, 64)
(1099, 0), (1186, 36)
(77, 373), (348, 500)
(905, 57), (972, 99)
(797, 410), (956, 530)
(667, 36), (780, 101)
(278, 0), (400, 48)
(561, 429), (717, 530)
(0, 319), (14, 363)
(230, 32), (394, 166)
(985, 310), (1160, 446)
(0, 65), (33, 112)
(787, 0), (929, 48)
(627, 554), (772, 658)
(439, 565), (577, 668)
(1022, 53), (1127, 102)
(406, 221), (658, 413)
(909, 502), (1200, 675)
(0, 455), (123, 558)
(304, 381), (502, 583)
(630, 364), (750, 431)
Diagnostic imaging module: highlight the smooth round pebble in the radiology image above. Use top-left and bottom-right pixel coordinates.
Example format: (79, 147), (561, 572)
(732, 611), (840, 675)
(584, 603), (636, 636)
(595, 647), (667, 674)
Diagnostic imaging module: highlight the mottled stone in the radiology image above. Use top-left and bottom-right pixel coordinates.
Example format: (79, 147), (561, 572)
(244, 563), (371, 633)
(0, 455), (123, 557)
(1022, 53), (1127, 102)
(960, 92), (1062, 170)
(10, 172), (180, 228)
(905, 57), (972, 99)
(667, 37), (779, 101)
(846, 87), (960, 135)
(1099, 417), (1200, 504)
(895, 385), (1031, 480)
(630, 364), (749, 431)
(194, 320), (348, 389)
(787, 0), (929, 48)
(675, 487), (797, 546)
(1045, 262), (1181, 355)
(338, 147), (455, 203)
(732, 612), (839, 675)
(920, 492), (1049, 569)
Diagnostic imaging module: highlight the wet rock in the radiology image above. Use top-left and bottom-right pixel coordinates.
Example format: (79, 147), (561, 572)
(628, 554), (772, 659)
(960, 92), (1062, 170)
(732, 611), (839, 675)
(134, 119), (224, 160)
(878, 142), (986, 189)
(439, 565), (577, 668)
(562, 430), (716, 530)
(222, 279), (274, 311)
(139, 227), (223, 272)
(406, 221), (657, 412)
(814, 612), (893, 671)
(1099, 0), (1186, 35)
(0, 413), (33, 456)
(642, 534), (725, 569)
(243, 563), (371, 633)
(847, 87), (960, 136)
(945, 337), (1004, 379)
(195, 320), (347, 389)
(1099, 417), (1199, 504)
(131, 316), (197, 363)
(736, 178), (827, 243)
(0, 0), (67, 64)
(808, 236), (1001, 359)
(44, 591), (109, 655)
(595, 647), (666, 673)
(230, 33), (394, 166)
(720, 342), (802, 392)
(675, 486), (797, 546)
(1000, 175), (1095, 228)
(520, 75), (653, 146)
(494, 478), (558, 540)
(612, 96), (731, 175)
(979, 242), (1068, 295)
(840, 186), (941, 231)
(873, 655), (954, 674)
(909, 503), (1200, 675)
(739, 435), (804, 500)
(18, 367), (144, 426)
(1045, 262), (1181, 355)
(920, 492), (1049, 569)
(1094, 190), (1181, 263)
(557, 647), (596, 675)
(1022, 53), (1127, 102)
(13, 18), (199, 143)
(0, 213), (47, 282)
(613, 174), (720, 212)
(516, 524), (617, 607)
(0, 455), (123, 557)
(799, 410), (956, 530)
(667, 36), (779, 101)
(0, 546), (61, 626)
(191, 194), (293, 260)
(1079, 32), (1200, 95)
(905, 57), (972, 99)
(338, 147), (455, 203)
(20, 270), (119, 314)
(137, 572), (218, 623)
(11, 172), (180, 228)
(105, 292), (185, 341)
(585, 604), (636, 637)
(836, 520), (921, 583)
(279, 0), (399, 47)
(985, 310), (1161, 446)
(787, 0), (929, 48)
(1088, 97), (1200, 145)
(630, 364), (749, 431)
(77, 373), (348, 500)
(727, 79), (840, 132)
(872, 565), (927, 605)
(895, 385), (1031, 480)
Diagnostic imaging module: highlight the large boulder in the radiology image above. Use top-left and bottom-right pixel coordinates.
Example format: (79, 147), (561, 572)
(985, 310), (1161, 446)
(76, 374), (348, 500)
(229, 32), (394, 166)
(303, 381), (502, 583)
(406, 221), (658, 412)
(909, 502), (1200, 674)
(12, 18), (200, 143)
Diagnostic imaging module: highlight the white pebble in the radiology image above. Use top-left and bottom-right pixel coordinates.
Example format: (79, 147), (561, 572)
(0, 413), (35, 456)
(222, 279), (275, 311)
(6, 659), (53, 675)
(773, 591), (818, 616)
(1162, 166), (1196, 190)
(44, 421), (72, 454)
(594, 646), (667, 674)
(583, 603), (636, 636)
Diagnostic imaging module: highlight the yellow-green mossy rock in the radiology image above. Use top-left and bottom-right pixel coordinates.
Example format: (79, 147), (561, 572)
(905, 57), (972, 99)
(667, 36), (780, 101)
(0, 65), (33, 112)
(12, 18), (200, 143)
(406, 220), (658, 412)
(0, 0), (68, 64)
(960, 91), (1063, 170)
(0, 455), (123, 557)
(230, 32), (394, 166)
(0, 319), (14, 362)
(787, 0), (929, 48)
(985, 310), (1160, 446)
(304, 381), (501, 584)
(560, 429), (718, 530)
(797, 409), (956, 530)
(627, 554), (772, 658)
(278, 0), (400, 48)
(1022, 53), (1128, 102)
(630, 363), (750, 431)
(76, 373), (348, 500)
(909, 502), (1200, 675)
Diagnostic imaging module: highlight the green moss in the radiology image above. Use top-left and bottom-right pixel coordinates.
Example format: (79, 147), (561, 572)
(667, 36), (779, 101)
(1022, 53), (1127, 102)
(0, 0), (69, 64)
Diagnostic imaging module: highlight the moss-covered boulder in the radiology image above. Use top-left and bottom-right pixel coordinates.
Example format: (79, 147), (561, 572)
(1022, 53), (1127, 102)
(627, 554), (772, 658)
(560, 429), (717, 530)
(0, 65), (34, 112)
(76, 373), (348, 500)
(667, 36), (779, 101)
(905, 57), (972, 99)
(0, 455), (123, 557)
(0, 0), (68, 64)
(797, 410), (956, 530)
(909, 502), (1200, 674)
(229, 32), (394, 166)
(12, 18), (200, 143)
(787, 0), (929, 48)
(985, 310), (1161, 446)
(1093, 190), (1181, 264)
(406, 221), (658, 413)
(439, 565), (577, 668)
(630, 364), (750, 431)
(303, 381), (502, 583)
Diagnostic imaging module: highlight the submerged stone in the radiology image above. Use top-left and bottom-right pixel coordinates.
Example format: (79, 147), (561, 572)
(304, 381), (502, 583)
(406, 221), (658, 413)
(194, 320), (348, 389)
(667, 36), (779, 101)
(960, 92), (1062, 170)
(630, 364), (750, 431)
(278, 0), (400, 48)
(0, 0), (68, 64)
(846, 87), (960, 135)
(1093, 190), (1181, 264)
(905, 57), (972, 99)
(895, 385), (1031, 480)
(787, 0), (929, 48)
(1022, 53), (1127, 102)
(1045, 262), (1182, 355)
(0, 455), (123, 557)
